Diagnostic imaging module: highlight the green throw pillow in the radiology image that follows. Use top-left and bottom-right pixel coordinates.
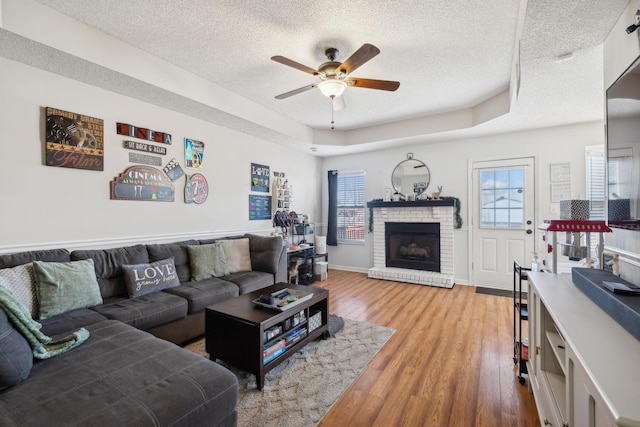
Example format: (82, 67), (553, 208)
(188, 242), (229, 280)
(122, 257), (180, 298)
(32, 259), (103, 320)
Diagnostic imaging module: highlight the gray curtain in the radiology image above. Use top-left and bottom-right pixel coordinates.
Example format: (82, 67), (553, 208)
(327, 170), (338, 246)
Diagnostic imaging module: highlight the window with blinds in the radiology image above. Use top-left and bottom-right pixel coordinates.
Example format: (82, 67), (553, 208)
(337, 171), (366, 242)
(586, 145), (605, 220)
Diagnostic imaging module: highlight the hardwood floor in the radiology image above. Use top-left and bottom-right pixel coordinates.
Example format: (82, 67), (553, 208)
(317, 270), (540, 427)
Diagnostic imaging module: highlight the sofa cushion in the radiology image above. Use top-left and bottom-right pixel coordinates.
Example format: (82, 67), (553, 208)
(163, 278), (239, 313)
(121, 257), (180, 298)
(224, 271), (275, 295)
(71, 245), (149, 299)
(221, 238), (252, 273)
(147, 240), (199, 283)
(245, 233), (284, 274)
(91, 292), (187, 331)
(32, 259), (103, 320)
(0, 248), (70, 269)
(0, 320), (238, 427)
(188, 242), (229, 280)
(0, 305), (33, 390)
(0, 263), (38, 318)
(39, 308), (108, 339)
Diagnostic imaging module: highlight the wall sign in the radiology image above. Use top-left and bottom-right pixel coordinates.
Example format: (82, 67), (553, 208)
(129, 152), (161, 166)
(116, 122), (172, 145)
(45, 107), (104, 171)
(251, 163), (270, 192)
(185, 174), (209, 204)
(123, 140), (167, 155)
(249, 195), (272, 220)
(163, 158), (185, 181)
(110, 165), (174, 202)
(185, 138), (204, 169)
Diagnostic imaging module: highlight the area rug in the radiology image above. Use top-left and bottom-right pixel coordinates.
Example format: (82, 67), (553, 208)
(184, 317), (395, 427)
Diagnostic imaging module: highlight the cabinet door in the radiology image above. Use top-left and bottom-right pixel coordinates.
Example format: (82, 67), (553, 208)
(568, 346), (616, 427)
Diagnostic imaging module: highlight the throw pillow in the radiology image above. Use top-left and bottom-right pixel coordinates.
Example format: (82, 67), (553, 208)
(188, 242), (229, 280)
(0, 303), (33, 390)
(221, 238), (252, 273)
(122, 257), (180, 298)
(32, 259), (103, 320)
(0, 263), (38, 318)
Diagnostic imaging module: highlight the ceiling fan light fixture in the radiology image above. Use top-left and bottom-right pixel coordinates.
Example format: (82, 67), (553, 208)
(318, 79), (347, 98)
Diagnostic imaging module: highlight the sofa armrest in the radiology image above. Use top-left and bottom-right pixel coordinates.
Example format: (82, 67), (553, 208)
(275, 245), (287, 284)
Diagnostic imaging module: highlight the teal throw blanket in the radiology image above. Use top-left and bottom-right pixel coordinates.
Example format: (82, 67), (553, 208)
(0, 286), (89, 359)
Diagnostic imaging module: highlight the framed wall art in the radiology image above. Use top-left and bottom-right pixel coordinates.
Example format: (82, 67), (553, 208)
(249, 194), (272, 220)
(185, 174), (209, 204)
(185, 138), (204, 169)
(110, 165), (174, 202)
(251, 163), (270, 192)
(45, 107), (104, 171)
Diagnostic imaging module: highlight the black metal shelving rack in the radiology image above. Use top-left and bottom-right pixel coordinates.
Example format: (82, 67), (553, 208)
(513, 260), (530, 385)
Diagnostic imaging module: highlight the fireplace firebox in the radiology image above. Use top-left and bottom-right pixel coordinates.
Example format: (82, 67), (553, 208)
(385, 222), (440, 272)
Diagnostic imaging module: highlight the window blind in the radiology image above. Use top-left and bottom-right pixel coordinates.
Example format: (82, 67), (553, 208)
(337, 171), (366, 242)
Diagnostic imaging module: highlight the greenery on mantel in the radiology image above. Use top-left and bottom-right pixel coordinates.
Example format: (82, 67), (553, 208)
(368, 199), (382, 232)
(368, 197), (463, 232)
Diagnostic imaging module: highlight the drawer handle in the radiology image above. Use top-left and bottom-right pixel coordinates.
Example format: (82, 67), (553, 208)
(543, 419), (552, 425)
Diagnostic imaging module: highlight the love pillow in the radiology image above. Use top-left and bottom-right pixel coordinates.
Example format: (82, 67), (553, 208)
(122, 257), (180, 298)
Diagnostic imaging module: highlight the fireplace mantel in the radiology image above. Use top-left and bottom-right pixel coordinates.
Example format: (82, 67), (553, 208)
(368, 202), (454, 288)
(367, 200), (455, 208)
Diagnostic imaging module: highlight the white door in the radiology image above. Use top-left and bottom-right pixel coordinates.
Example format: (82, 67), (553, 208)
(471, 157), (535, 290)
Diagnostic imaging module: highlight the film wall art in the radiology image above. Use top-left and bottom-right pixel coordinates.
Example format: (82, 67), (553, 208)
(45, 107), (104, 171)
(116, 122), (172, 145)
(111, 165), (174, 202)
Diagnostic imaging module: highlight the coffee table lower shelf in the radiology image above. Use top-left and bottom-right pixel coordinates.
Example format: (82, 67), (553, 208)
(205, 283), (329, 390)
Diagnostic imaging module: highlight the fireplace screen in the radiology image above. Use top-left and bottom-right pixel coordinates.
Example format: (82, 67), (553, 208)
(385, 222), (440, 272)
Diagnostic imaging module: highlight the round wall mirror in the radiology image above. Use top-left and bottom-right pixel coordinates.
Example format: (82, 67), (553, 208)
(391, 156), (431, 198)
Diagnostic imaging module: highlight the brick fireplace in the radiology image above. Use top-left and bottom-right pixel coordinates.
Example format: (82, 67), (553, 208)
(367, 200), (455, 288)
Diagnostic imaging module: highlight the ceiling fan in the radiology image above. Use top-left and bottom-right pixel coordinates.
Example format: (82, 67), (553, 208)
(271, 43), (400, 112)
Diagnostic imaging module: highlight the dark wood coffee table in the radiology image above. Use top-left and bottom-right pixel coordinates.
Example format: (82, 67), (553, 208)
(205, 283), (328, 390)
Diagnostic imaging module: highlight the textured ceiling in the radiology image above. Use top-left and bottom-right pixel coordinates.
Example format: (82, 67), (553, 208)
(27, 0), (632, 155)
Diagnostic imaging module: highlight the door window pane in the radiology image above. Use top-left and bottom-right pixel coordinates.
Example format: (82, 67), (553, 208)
(480, 167), (525, 228)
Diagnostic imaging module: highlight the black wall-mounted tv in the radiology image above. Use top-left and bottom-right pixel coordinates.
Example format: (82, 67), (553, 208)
(606, 54), (640, 230)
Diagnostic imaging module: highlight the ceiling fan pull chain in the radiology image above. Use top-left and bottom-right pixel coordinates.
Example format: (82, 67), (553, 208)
(331, 96), (335, 130)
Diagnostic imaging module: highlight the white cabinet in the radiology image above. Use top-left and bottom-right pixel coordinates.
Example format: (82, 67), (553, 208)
(566, 345), (616, 427)
(527, 272), (640, 427)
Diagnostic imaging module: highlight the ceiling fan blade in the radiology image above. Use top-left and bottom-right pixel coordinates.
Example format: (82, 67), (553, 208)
(271, 56), (318, 75)
(347, 78), (400, 91)
(333, 95), (346, 111)
(274, 84), (316, 99)
(337, 43), (380, 75)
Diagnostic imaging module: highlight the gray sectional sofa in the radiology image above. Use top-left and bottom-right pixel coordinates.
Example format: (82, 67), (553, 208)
(0, 233), (287, 426)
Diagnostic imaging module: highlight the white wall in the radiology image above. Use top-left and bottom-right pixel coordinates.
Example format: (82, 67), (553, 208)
(0, 57), (321, 252)
(321, 122), (603, 285)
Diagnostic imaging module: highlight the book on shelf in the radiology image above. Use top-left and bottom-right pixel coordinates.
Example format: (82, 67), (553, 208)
(285, 327), (307, 348)
(263, 339), (286, 364)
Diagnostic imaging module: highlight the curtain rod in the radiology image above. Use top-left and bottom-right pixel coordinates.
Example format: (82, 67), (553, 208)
(334, 169), (366, 175)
